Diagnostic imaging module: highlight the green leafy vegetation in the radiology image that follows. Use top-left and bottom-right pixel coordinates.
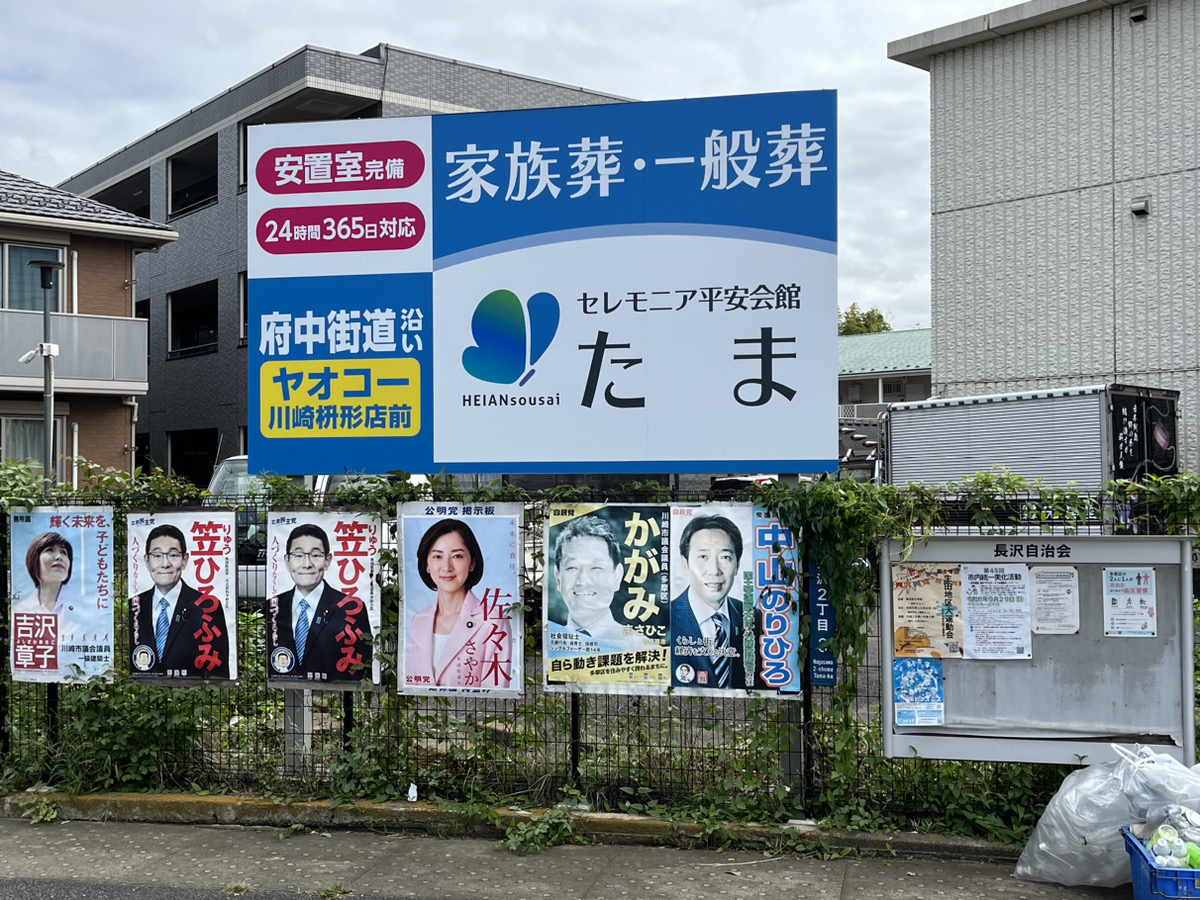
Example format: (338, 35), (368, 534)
(1, 460), (1198, 850)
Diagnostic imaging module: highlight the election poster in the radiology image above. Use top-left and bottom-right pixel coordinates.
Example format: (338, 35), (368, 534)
(399, 501), (523, 697)
(126, 511), (238, 683)
(9, 506), (115, 683)
(543, 504), (671, 688)
(747, 506), (803, 694)
(543, 502), (803, 697)
(265, 510), (382, 689)
(669, 504), (764, 692)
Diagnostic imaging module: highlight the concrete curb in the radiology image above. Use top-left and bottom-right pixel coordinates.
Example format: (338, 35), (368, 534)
(2, 792), (1019, 863)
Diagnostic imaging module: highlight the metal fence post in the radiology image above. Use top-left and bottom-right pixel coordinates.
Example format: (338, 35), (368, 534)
(284, 688), (312, 773)
(569, 692), (581, 782)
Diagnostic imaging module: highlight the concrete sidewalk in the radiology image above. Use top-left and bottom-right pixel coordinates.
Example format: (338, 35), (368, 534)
(0, 794), (1136, 899)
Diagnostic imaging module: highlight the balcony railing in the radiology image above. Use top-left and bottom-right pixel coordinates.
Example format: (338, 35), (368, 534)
(839, 402), (888, 419)
(0, 309), (148, 392)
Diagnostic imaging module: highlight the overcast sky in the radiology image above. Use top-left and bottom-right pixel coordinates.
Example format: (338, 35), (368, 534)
(0, 0), (1002, 329)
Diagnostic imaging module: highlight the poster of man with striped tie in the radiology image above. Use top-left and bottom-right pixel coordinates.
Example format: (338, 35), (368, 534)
(668, 505), (754, 691)
(127, 511), (236, 683)
(265, 510), (382, 689)
(668, 504), (803, 696)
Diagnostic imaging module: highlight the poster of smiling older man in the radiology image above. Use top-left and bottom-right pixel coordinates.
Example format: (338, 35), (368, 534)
(399, 502), (523, 697)
(127, 511), (237, 683)
(543, 504), (671, 691)
(265, 510), (382, 689)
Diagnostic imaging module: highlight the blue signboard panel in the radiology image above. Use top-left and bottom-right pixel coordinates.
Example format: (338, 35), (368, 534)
(808, 559), (838, 687)
(247, 92), (837, 476)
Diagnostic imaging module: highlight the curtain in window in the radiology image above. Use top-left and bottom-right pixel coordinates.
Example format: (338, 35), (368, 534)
(7, 246), (60, 311)
(4, 419), (46, 470)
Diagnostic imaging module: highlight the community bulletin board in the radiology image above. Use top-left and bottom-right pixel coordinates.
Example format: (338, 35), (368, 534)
(880, 535), (1194, 765)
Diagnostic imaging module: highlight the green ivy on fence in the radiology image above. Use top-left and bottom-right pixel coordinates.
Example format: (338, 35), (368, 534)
(0, 460), (1198, 849)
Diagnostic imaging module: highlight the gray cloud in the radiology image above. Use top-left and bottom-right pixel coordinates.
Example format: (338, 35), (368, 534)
(0, 0), (1000, 328)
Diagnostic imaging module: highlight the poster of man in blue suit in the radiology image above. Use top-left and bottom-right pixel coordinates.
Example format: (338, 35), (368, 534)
(669, 506), (753, 690)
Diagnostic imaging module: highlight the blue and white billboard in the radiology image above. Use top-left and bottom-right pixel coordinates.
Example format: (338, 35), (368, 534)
(247, 91), (837, 475)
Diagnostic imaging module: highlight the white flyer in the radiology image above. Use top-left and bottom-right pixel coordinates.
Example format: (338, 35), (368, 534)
(1030, 566), (1080, 635)
(1104, 567), (1156, 637)
(961, 564), (1032, 659)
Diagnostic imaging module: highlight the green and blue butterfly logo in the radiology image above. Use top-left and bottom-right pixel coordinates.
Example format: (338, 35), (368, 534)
(462, 289), (559, 386)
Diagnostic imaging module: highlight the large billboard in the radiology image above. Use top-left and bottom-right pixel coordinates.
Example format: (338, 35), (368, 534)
(247, 91), (837, 474)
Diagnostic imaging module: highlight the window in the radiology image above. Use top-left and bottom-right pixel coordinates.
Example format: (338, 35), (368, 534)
(92, 168), (150, 219)
(1, 244), (63, 310)
(167, 280), (218, 358)
(883, 380), (904, 396)
(169, 134), (218, 216)
(167, 428), (219, 489)
(1, 415), (64, 479)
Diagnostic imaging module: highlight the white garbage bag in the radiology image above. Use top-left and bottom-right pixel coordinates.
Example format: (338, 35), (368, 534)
(1015, 745), (1200, 887)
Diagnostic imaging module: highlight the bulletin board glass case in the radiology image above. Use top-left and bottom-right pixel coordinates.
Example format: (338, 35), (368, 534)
(880, 535), (1194, 765)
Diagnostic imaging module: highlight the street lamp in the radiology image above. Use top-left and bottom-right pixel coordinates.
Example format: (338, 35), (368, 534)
(25, 260), (64, 497)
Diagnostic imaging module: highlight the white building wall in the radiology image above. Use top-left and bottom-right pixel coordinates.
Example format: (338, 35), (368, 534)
(1115, 1), (1200, 180)
(931, 10), (1113, 210)
(926, 0), (1200, 473)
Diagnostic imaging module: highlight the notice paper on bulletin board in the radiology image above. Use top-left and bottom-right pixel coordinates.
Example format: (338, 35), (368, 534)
(961, 564), (1032, 660)
(1104, 567), (1157, 637)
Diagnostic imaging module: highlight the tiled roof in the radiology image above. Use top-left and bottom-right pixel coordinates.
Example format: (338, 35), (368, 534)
(839, 327), (931, 375)
(0, 169), (174, 234)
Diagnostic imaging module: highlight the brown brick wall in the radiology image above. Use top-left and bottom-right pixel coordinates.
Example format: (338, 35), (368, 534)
(62, 394), (134, 474)
(69, 236), (134, 317)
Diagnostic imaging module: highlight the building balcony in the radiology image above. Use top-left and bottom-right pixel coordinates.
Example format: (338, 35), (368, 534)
(838, 402), (889, 419)
(0, 309), (147, 394)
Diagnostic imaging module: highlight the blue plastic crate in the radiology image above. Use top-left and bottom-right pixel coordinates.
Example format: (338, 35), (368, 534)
(1123, 826), (1200, 899)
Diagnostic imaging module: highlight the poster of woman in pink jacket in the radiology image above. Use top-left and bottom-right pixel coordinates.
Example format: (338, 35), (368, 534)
(399, 502), (523, 697)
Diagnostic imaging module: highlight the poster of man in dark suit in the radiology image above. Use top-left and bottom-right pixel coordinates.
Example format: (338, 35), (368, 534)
(128, 516), (234, 682)
(669, 511), (750, 690)
(266, 515), (379, 688)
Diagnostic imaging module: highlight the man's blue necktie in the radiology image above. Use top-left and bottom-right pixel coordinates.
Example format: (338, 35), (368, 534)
(295, 596), (310, 664)
(711, 610), (731, 689)
(156, 598), (169, 660)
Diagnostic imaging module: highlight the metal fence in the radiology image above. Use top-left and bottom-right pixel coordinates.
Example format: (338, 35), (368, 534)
(0, 488), (1190, 825)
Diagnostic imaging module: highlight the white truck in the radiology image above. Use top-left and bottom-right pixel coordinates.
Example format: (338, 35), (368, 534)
(882, 383), (1179, 490)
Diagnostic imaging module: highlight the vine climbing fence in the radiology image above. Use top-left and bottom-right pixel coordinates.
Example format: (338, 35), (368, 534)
(0, 471), (1194, 841)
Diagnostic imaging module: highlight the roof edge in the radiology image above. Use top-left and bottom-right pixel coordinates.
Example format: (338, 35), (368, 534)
(0, 212), (178, 248)
(888, 0), (1120, 70)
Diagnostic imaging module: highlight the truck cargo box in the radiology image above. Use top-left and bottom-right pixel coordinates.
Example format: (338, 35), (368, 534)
(883, 383), (1178, 490)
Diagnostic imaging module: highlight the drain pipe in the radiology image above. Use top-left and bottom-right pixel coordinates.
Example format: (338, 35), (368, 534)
(71, 421), (79, 489)
(122, 396), (139, 475)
